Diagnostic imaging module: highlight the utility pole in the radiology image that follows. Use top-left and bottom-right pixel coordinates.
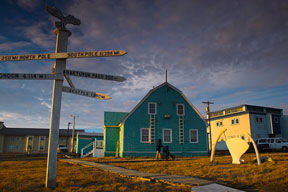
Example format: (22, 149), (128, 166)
(70, 115), (78, 153)
(66, 122), (72, 147)
(202, 101), (214, 153)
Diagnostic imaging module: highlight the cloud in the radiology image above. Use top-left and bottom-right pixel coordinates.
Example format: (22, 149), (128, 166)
(40, 101), (51, 110)
(13, 0), (41, 11)
(0, 41), (32, 51)
(1, 0), (288, 130)
(18, 22), (55, 50)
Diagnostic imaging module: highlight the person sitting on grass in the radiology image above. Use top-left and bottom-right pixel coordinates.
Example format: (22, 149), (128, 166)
(155, 138), (163, 160)
(162, 145), (175, 160)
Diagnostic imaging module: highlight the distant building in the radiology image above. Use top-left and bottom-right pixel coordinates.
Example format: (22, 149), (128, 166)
(104, 82), (208, 157)
(209, 104), (286, 150)
(0, 121), (84, 153)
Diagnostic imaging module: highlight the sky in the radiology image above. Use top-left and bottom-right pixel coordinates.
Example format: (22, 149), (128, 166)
(0, 0), (287, 132)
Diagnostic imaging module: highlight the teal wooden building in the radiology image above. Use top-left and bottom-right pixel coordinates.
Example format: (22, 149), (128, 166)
(104, 82), (208, 157)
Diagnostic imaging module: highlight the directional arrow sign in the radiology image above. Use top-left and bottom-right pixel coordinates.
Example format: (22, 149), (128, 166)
(62, 86), (111, 100)
(0, 50), (127, 61)
(0, 73), (63, 80)
(64, 69), (126, 82)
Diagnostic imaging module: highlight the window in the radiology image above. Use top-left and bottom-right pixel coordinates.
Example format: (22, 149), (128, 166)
(177, 104), (185, 116)
(189, 129), (198, 143)
(96, 140), (103, 148)
(163, 129), (172, 143)
(40, 136), (45, 141)
(140, 128), (149, 143)
(216, 121), (223, 127)
(148, 102), (157, 115)
(274, 117), (279, 123)
(256, 117), (263, 123)
(231, 118), (239, 125)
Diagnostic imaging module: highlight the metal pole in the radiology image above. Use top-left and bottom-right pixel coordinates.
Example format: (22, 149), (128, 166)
(66, 122), (71, 147)
(71, 116), (76, 153)
(46, 28), (70, 188)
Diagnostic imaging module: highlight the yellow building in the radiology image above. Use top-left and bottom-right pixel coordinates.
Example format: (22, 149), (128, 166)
(209, 105), (283, 150)
(0, 122), (84, 153)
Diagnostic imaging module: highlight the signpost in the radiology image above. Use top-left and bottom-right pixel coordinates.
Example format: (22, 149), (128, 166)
(62, 86), (111, 100)
(64, 69), (126, 82)
(0, 5), (127, 189)
(0, 50), (127, 61)
(0, 73), (63, 80)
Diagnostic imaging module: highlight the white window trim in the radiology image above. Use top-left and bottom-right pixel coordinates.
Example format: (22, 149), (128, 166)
(176, 104), (185, 116)
(148, 102), (157, 115)
(189, 129), (198, 143)
(162, 128), (172, 143)
(140, 128), (150, 143)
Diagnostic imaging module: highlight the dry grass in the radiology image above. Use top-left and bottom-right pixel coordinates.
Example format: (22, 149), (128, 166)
(0, 157), (190, 192)
(97, 153), (288, 192)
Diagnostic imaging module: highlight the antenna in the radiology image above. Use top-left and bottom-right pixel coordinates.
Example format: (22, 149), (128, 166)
(165, 69), (168, 92)
(165, 69), (167, 83)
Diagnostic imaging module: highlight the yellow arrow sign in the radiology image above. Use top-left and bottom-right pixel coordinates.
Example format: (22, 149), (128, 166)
(0, 50), (127, 61)
(62, 86), (111, 100)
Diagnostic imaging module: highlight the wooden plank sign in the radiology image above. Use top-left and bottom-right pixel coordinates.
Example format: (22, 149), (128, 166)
(0, 73), (63, 80)
(64, 69), (126, 82)
(62, 86), (111, 100)
(0, 50), (127, 61)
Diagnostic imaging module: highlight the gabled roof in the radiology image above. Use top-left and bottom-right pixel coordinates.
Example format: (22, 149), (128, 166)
(121, 82), (206, 125)
(104, 111), (129, 126)
(77, 132), (103, 137)
(0, 127), (85, 136)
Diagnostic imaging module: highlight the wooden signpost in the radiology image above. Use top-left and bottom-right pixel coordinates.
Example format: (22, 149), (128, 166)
(0, 73), (63, 80)
(0, 5), (127, 189)
(64, 69), (126, 82)
(62, 86), (111, 100)
(0, 50), (127, 61)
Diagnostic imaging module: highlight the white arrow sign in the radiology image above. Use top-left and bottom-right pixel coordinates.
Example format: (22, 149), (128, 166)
(64, 69), (126, 82)
(0, 73), (63, 80)
(0, 50), (127, 61)
(62, 86), (111, 100)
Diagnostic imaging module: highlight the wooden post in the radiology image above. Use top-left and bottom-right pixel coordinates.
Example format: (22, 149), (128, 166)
(116, 140), (119, 157)
(71, 116), (76, 152)
(202, 101), (214, 153)
(45, 29), (70, 188)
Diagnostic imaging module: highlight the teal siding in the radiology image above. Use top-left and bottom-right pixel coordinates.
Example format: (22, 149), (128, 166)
(122, 84), (208, 157)
(104, 112), (128, 126)
(76, 135), (103, 154)
(104, 127), (119, 156)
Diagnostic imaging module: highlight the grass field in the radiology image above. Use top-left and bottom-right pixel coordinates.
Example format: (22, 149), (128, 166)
(88, 153), (287, 192)
(0, 156), (189, 192)
(1, 153), (287, 192)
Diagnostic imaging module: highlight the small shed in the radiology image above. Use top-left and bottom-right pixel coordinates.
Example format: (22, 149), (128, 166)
(76, 132), (103, 157)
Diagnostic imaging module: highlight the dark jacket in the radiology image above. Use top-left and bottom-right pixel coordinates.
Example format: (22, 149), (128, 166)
(156, 140), (163, 151)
